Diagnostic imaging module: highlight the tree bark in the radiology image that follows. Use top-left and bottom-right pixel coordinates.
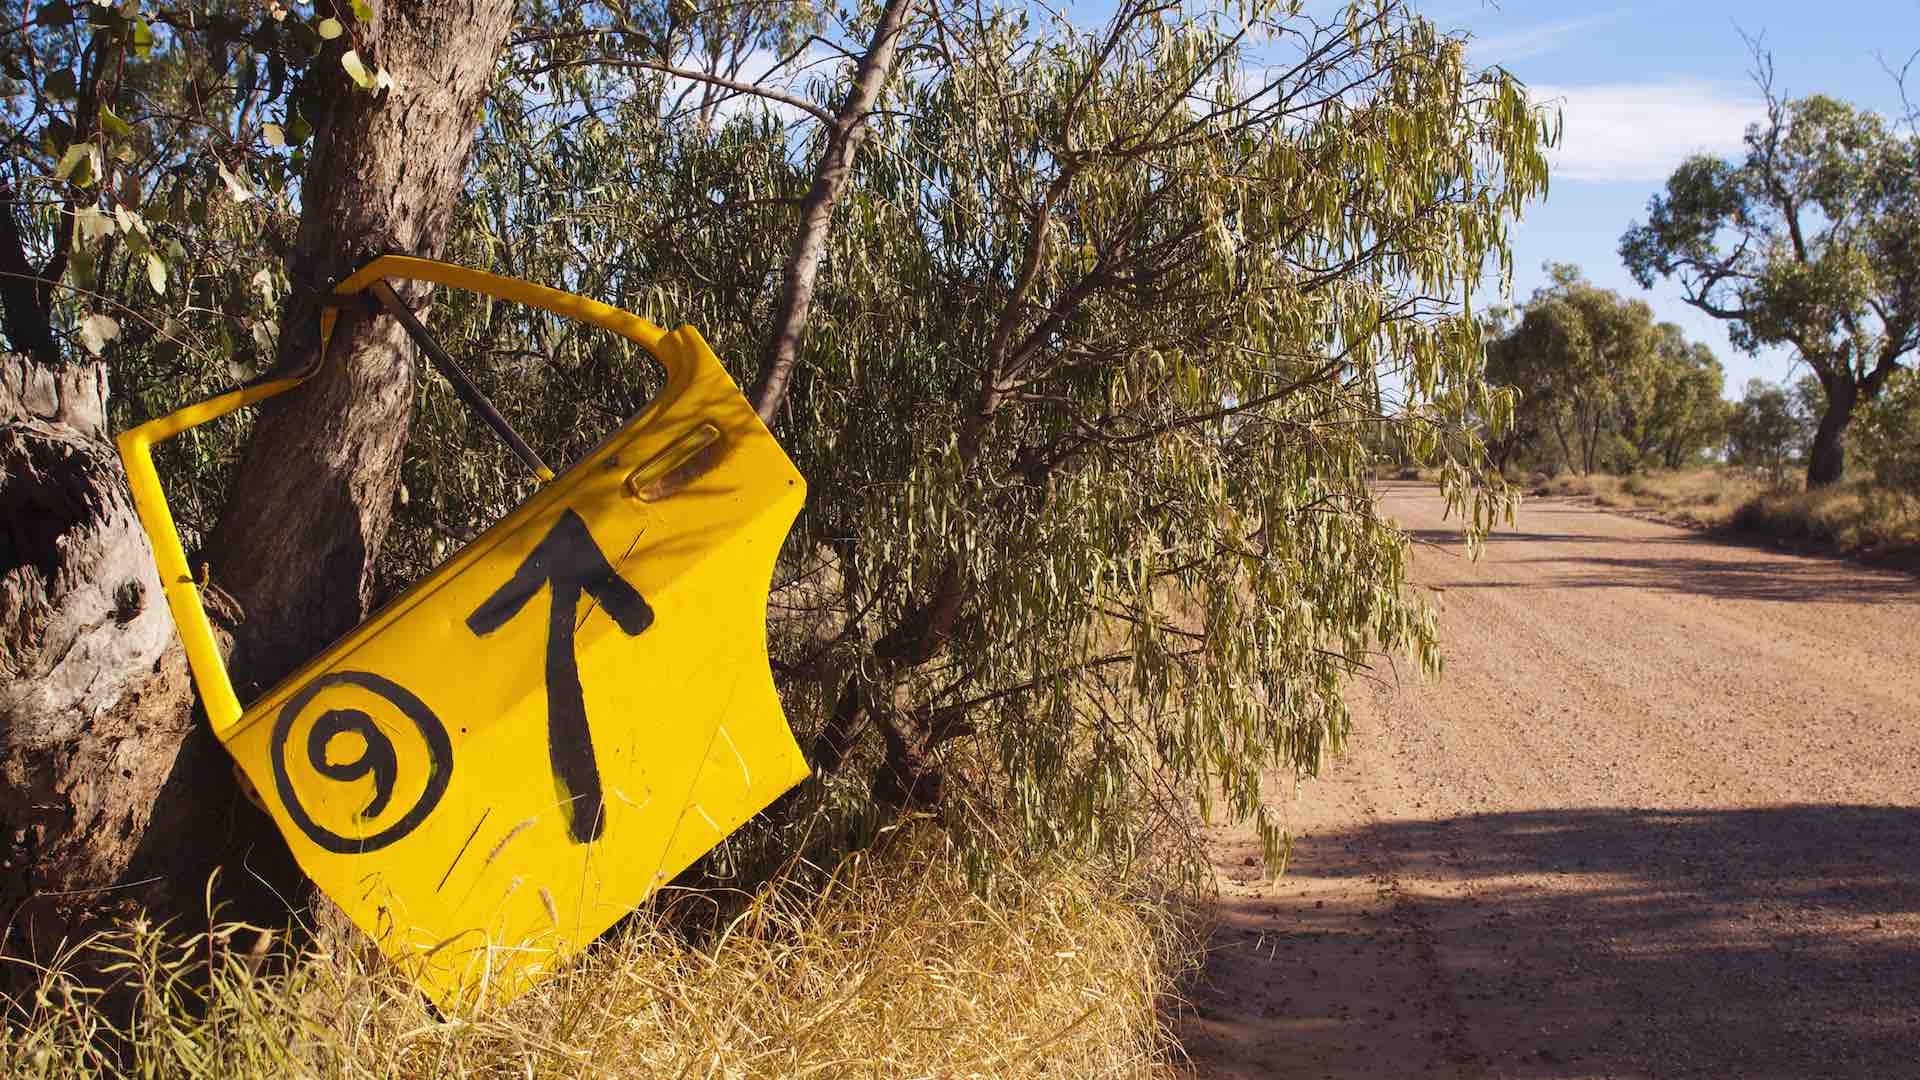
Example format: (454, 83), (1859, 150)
(208, 0), (518, 697)
(1806, 377), (1856, 489)
(0, 352), (296, 978)
(747, 0), (915, 424)
(5, 156), (307, 974)
(2, 352), (180, 958)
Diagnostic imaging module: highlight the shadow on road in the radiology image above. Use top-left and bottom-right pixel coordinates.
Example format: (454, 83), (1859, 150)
(1406, 525), (1920, 604)
(1300, 804), (1920, 1077)
(1518, 553), (1920, 603)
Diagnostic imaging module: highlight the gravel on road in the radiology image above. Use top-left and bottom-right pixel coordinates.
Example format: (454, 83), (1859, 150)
(1181, 482), (1920, 1080)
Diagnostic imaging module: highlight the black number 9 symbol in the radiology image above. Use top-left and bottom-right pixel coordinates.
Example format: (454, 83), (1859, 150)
(270, 671), (454, 854)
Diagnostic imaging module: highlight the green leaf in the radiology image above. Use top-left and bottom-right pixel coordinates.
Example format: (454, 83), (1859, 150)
(146, 252), (166, 295)
(340, 49), (375, 90)
(317, 16), (343, 39)
(131, 17), (153, 57)
(286, 114), (313, 145)
(99, 104), (132, 139)
(349, 0), (373, 22)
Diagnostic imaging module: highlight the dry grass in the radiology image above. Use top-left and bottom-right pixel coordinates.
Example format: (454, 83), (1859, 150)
(1529, 467), (1769, 528)
(1729, 483), (1920, 559)
(1, 834), (1192, 1079)
(1530, 467), (1920, 565)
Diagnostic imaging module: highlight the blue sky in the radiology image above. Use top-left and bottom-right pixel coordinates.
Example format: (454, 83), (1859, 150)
(1436, 0), (1918, 396)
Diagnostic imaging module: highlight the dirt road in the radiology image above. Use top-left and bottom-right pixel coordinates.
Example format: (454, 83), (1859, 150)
(1181, 482), (1920, 1079)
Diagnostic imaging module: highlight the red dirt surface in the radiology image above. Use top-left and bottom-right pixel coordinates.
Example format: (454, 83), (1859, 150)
(1180, 482), (1920, 1079)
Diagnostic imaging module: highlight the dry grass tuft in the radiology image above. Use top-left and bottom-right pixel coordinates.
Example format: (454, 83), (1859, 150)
(1529, 467), (1920, 567)
(1529, 467), (1770, 526)
(1729, 482), (1920, 558)
(2, 835), (1191, 1079)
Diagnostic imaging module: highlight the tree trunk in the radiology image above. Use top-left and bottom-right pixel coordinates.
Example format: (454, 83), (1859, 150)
(748, 0), (914, 424)
(0, 354), (293, 977)
(207, 0), (518, 697)
(1806, 378), (1856, 489)
(1490, 435), (1514, 475)
(1550, 415), (1574, 474)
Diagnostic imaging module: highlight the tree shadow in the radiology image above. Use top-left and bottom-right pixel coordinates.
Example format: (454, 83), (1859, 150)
(1517, 553), (1919, 603)
(1307, 805), (1920, 1077)
(1410, 527), (1628, 546)
(1404, 525), (1920, 605)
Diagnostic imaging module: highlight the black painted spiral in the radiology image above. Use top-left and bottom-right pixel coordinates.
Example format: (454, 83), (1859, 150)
(270, 671), (453, 854)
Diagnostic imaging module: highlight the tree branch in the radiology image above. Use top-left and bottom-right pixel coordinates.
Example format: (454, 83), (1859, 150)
(748, 0), (916, 424)
(0, 184), (57, 361)
(528, 55), (835, 123)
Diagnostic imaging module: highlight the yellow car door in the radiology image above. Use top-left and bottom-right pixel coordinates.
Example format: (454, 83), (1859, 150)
(118, 256), (808, 1008)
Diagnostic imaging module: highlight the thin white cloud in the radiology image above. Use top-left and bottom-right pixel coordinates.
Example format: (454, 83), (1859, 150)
(1531, 78), (1766, 183)
(1467, 13), (1625, 65)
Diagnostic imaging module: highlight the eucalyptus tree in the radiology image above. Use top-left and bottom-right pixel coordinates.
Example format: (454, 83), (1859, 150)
(1487, 266), (1655, 476)
(3, 0), (1549, 952)
(1615, 323), (1728, 470)
(1621, 69), (1920, 488)
(1854, 367), (1920, 491)
(0, 0), (919, 951)
(0, 0), (828, 949)
(311, 0), (1553, 872)
(710, 0), (1544, 862)
(1480, 306), (1550, 473)
(1727, 378), (1802, 484)
(1, 0), (543, 960)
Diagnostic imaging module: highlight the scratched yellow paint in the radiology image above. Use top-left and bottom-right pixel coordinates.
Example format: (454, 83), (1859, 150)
(118, 257), (808, 1008)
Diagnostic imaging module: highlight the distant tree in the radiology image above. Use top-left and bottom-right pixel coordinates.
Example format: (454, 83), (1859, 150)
(1481, 306), (1546, 474)
(1727, 379), (1803, 483)
(1788, 373), (1828, 464)
(1485, 265), (1658, 475)
(1614, 322), (1730, 470)
(1621, 57), (1920, 489)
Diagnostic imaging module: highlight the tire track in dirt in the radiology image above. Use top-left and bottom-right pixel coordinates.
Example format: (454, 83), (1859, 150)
(1180, 483), (1920, 1079)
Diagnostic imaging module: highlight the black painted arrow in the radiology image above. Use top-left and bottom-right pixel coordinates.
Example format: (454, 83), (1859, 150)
(467, 509), (654, 843)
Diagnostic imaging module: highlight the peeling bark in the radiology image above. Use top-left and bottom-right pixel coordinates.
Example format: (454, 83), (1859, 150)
(0, 354), (287, 979)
